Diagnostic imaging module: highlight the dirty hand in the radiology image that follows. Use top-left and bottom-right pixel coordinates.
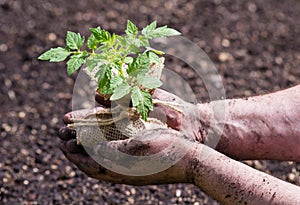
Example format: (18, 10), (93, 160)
(58, 89), (208, 183)
(59, 124), (196, 185)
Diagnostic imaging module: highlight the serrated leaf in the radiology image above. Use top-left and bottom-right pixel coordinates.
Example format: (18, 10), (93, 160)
(109, 33), (117, 46)
(131, 86), (153, 120)
(137, 53), (150, 67)
(95, 64), (110, 90)
(110, 82), (131, 100)
(38, 47), (70, 62)
(86, 54), (108, 71)
(101, 75), (124, 94)
(90, 27), (111, 43)
(148, 51), (160, 64)
(137, 36), (150, 47)
(125, 20), (138, 35)
(127, 53), (150, 76)
(87, 34), (99, 50)
(141, 21), (157, 36)
(116, 35), (127, 47)
(67, 57), (85, 76)
(141, 90), (153, 110)
(145, 26), (181, 39)
(137, 75), (162, 89)
(110, 75), (124, 88)
(66, 31), (85, 50)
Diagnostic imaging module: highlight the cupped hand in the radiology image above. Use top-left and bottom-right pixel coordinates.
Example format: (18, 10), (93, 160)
(59, 124), (195, 185)
(58, 89), (208, 184)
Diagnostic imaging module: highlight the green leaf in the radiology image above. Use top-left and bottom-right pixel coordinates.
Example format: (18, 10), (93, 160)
(131, 86), (141, 107)
(116, 35), (127, 47)
(38, 47), (70, 62)
(90, 27), (111, 43)
(125, 20), (138, 35)
(87, 34), (99, 50)
(137, 75), (162, 89)
(124, 56), (133, 64)
(95, 64), (110, 90)
(141, 21), (157, 36)
(131, 37), (149, 48)
(127, 44), (141, 54)
(110, 82), (131, 100)
(108, 33), (117, 46)
(66, 31), (85, 50)
(141, 90), (153, 110)
(148, 51), (160, 64)
(131, 86), (153, 120)
(145, 26), (181, 39)
(110, 75), (124, 89)
(127, 53), (150, 76)
(101, 75), (124, 94)
(137, 36), (150, 47)
(75, 51), (89, 58)
(86, 54), (108, 71)
(66, 56), (85, 76)
(137, 53), (150, 67)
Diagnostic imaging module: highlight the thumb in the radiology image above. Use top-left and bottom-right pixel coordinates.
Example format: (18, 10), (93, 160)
(150, 89), (186, 130)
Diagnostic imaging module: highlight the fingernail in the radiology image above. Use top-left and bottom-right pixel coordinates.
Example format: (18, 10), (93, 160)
(63, 113), (73, 124)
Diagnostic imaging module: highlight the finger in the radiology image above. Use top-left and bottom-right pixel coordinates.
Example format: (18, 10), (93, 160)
(58, 140), (69, 154)
(59, 138), (89, 155)
(150, 104), (182, 130)
(58, 141), (102, 176)
(59, 127), (76, 140)
(151, 89), (184, 129)
(63, 108), (93, 124)
(58, 127), (92, 155)
(63, 107), (109, 124)
(152, 88), (185, 104)
(65, 139), (86, 153)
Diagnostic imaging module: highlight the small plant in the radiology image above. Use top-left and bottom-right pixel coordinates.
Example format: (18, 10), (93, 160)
(39, 20), (181, 120)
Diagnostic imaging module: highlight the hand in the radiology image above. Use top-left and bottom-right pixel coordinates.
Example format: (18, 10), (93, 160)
(59, 124), (195, 185)
(58, 89), (208, 183)
(151, 89), (210, 142)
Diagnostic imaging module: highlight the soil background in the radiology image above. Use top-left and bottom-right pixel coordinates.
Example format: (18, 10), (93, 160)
(1, 0), (299, 204)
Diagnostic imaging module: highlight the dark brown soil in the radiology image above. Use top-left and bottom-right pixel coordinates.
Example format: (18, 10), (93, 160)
(1, 0), (299, 204)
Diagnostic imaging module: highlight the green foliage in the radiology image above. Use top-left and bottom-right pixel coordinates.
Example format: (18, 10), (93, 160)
(66, 31), (85, 50)
(38, 47), (69, 62)
(137, 75), (163, 89)
(38, 20), (181, 120)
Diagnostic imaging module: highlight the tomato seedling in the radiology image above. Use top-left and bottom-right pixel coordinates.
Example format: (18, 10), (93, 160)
(39, 20), (181, 120)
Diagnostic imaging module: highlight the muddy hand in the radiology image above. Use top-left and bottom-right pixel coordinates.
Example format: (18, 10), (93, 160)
(59, 124), (195, 185)
(151, 89), (209, 142)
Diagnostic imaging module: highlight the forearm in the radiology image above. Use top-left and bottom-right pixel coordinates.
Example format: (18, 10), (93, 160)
(191, 144), (300, 205)
(202, 85), (300, 161)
